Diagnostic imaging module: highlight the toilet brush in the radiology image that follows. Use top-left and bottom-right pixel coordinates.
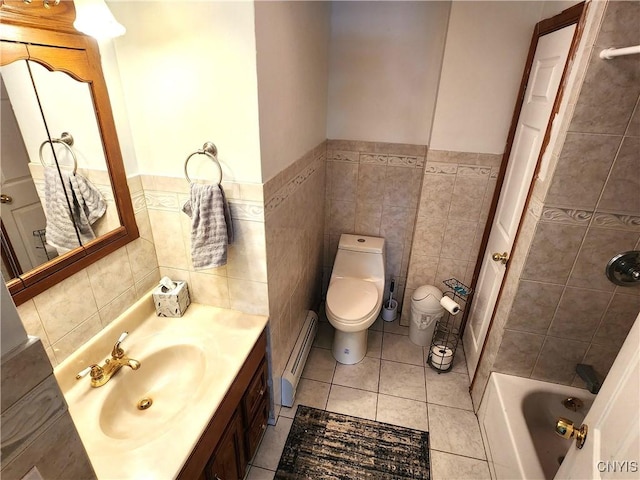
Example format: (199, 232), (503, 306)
(382, 278), (397, 321)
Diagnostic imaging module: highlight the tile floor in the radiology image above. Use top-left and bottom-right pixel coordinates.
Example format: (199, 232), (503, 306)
(245, 313), (491, 480)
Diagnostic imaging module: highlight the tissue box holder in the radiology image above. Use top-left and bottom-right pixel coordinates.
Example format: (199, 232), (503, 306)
(153, 281), (190, 317)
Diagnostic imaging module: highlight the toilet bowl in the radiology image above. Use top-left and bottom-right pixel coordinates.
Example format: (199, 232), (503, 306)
(326, 234), (385, 364)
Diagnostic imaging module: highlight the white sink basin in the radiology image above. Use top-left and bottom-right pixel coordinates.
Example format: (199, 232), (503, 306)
(99, 344), (206, 440)
(54, 293), (268, 480)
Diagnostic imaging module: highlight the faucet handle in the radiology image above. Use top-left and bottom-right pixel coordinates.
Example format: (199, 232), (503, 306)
(76, 364), (103, 380)
(112, 331), (129, 358)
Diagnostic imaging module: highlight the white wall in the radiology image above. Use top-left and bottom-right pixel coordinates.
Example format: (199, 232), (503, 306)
(255, 1), (331, 182)
(429, 1), (551, 153)
(1, 282), (28, 354)
(109, 1), (262, 184)
(326, 1), (450, 145)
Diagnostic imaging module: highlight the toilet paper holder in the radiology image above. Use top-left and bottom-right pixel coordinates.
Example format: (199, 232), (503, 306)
(427, 278), (472, 373)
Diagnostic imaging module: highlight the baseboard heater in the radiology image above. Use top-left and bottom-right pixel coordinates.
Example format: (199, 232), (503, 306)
(281, 310), (318, 408)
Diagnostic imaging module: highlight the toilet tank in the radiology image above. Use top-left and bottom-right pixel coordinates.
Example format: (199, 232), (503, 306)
(332, 234), (385, 281)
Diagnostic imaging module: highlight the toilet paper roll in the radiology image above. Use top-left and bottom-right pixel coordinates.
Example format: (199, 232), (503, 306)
(431, 345), (454, 370)
(440, 296), (461, 315)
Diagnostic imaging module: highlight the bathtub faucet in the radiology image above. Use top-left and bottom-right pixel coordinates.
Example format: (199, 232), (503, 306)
(576, 364), (601, 394)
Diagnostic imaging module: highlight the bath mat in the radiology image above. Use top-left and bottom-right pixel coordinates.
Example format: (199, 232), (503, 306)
(275, 405), (430, 479)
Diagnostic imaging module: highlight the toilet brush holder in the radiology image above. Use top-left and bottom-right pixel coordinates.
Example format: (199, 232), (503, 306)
(381, 299), (398, 322)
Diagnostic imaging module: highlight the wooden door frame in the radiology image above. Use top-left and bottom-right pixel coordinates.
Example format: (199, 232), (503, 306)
(464, 2), (588, 389)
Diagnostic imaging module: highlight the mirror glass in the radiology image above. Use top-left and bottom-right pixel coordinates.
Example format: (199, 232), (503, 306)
(1, 56), (119, 283)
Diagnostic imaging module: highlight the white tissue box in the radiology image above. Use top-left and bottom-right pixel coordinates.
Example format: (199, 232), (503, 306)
(153, 281), (190, 317)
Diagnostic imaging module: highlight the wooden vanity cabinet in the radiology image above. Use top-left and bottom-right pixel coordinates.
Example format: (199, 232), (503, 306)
(178, 330), (270, 480)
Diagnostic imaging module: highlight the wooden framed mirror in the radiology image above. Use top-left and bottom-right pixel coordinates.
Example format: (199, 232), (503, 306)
(0, 1), (138, 305)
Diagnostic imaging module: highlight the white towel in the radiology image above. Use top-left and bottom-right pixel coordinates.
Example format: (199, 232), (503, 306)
(182, 183), (233, 269)
(44, 167), (106, 252)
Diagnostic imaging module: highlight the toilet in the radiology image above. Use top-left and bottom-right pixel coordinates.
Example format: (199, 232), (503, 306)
(326, 234), (385, 364)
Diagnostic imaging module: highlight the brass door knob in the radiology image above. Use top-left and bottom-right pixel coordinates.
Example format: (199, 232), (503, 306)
(555, 417), (588, 449)
(492, 252), (509, 264)
(0, 194), (12, 204)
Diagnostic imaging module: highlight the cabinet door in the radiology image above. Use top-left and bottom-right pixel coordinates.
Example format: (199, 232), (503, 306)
(206, 411), (245, 480)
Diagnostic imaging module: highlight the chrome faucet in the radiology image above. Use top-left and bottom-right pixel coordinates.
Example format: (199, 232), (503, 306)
(76, 332), (140, 387)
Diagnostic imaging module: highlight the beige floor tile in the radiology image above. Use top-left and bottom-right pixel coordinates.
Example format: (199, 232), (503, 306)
(301, 347), (336, 383)
(333, 356), (380, 392)
(428, 404), (486, 460)
(366, 330), (383, 358)
(425, 369), (473, 410)
(326, 385), (377, 420)
(313, 321), (334, 350)
(376, 394), (428, 431)
(246, 465), (275, 480)
(383, 318), (409, 335)
(382, 333), (424, 366)
(252, 417), (293, 471)
(379, 360), (426, 401)
(370, 316), (383, 331)
(431, 451), (491, 480)
(280, 378), (331, 418)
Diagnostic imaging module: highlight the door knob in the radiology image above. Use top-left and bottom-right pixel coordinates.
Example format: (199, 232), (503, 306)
(555, 417), (588, 449)
(0, 194), (12, 204)
(492, 252), (509, 264)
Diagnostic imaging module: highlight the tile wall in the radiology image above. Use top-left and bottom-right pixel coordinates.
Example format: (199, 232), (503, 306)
(323, 140), (427, 314)
(472, 0), (640, 403)
(402, 150), (501, 326)
(142, 175), (268, 316)
(16, 176), (159, 366)
(264, 142), (326, 406)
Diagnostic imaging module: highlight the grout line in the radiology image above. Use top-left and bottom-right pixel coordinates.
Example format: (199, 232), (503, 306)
(429, 448), (490, 463)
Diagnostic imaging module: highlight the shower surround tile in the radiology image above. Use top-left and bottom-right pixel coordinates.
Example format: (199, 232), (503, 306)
(545, 133), (621, 210)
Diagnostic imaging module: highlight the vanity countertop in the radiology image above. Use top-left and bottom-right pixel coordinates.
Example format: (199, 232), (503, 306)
(54, 292), (268, 480)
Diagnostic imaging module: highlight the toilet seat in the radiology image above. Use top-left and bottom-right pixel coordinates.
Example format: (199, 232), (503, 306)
(326, 278), (378, 324)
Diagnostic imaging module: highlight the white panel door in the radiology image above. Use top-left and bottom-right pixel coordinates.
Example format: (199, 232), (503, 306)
(555, 315), (640, 480)
(464, 24), (576, 378)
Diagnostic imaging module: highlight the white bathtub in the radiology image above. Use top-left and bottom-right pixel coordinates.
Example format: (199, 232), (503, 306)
(478, 373), (596, 480)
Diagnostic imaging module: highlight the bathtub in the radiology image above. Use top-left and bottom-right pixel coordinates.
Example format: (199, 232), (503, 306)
(478, 373), (595, 480)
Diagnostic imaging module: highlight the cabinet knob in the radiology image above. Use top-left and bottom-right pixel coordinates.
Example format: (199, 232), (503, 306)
(258, 388), (265, 397)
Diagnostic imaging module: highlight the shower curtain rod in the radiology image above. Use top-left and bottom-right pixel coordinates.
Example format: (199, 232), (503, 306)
(599, 45), (640, 59)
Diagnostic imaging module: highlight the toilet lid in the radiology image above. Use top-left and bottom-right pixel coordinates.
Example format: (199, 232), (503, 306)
(326, 278), (378, 322)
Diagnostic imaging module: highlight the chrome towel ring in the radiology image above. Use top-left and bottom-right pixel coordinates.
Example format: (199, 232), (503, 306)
(184, 142), (221, 185)
(39, 132), (78, 174)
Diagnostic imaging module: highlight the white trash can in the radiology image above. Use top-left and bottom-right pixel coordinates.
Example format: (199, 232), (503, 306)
(409, 285), (445, 346)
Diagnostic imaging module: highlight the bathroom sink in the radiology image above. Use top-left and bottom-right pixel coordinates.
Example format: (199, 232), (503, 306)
(55, 294), (269, 479)
(99, 344), (206, 440)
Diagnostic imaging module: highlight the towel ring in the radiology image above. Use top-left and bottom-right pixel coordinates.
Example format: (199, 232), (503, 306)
(184, 142), (221, 185)
(39, 132), (77, 174)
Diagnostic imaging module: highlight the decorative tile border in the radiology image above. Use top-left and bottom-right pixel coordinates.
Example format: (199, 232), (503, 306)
(540, 207), (592, 225)
(359, 153), (387, 165)
(230, 201), (265, 222)
(424, 162), (457, 175)
(265, 156), (323, 217)
(144, 191), (180, 211)
(528, 197), (544, 220)
(131, 190), (146, 214)
(539, 207), (640, 231)
(457, 165), (491, 177)
(327, 150), (359, 163)
(328, 150), (425, 168)
(593, 212), (640, 231)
